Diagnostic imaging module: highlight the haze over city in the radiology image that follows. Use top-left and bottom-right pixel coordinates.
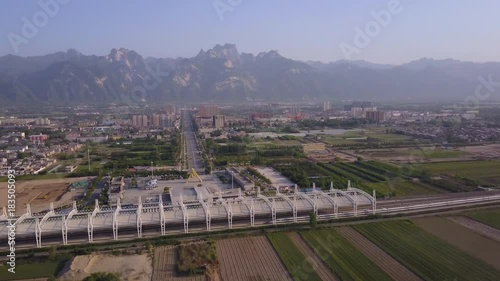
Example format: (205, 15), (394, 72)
(1, 0), (500, 63)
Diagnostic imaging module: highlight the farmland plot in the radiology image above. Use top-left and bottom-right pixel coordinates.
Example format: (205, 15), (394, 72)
(466, 208), (500, 230)
(336, 227), (422, 281)
(414, 217), (500, 270)
(301, 229), (393, 281)
(216, 236), (292, 281)
(267, 232), (325, 281)
(287, 232), (338, 281)
(355, 220), (500, 281)
(152, 246), (205, 281)
(448, 216), (500, 243)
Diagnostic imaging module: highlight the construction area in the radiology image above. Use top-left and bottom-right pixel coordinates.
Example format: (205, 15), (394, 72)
(0, 177), (90, 215)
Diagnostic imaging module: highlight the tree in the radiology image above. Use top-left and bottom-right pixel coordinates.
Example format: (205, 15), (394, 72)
(309, 212), (317, 229)
(82, 272), (120, 281)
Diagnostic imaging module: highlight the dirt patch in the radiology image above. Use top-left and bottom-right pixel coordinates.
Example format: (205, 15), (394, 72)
(337, 227), (422, 281)
(414, 217), (500, 270)
(448, 216), (500, 243)
(58, 253), (152, 281)
(0, 177), (89, 215)
(216, 236), (292, 281)
(287, 232), (338, 281)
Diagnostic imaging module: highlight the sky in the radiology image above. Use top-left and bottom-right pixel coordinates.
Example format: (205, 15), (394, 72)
(0, 0), (499, 64)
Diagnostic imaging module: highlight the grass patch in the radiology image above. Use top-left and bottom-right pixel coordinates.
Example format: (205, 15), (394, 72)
(300, 229), (393, 281)
(354, 220), (500, 281)
(418, 160), (500, 186)
(267, 232), (323, 281)
(466, 208), (500, 230)
(0, 255), (70, 280)
(176, 241), (218, 276)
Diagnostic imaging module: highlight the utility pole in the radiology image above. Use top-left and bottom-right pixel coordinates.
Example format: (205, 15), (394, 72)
(231, 170), (234, 189)
(151, 161), (154, 177)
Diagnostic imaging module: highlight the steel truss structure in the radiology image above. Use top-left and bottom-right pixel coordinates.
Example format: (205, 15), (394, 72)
(2, 182), (498, 248)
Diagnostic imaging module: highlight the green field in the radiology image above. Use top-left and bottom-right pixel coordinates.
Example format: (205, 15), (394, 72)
(267, 233), (323, 281)
(301, 229), (393, 281)
(423, 149), (468, 159)
(320, 131), (414, 147)
(272, 160), (446, 197)
(354, 220), (500, 281)
(365, 180), (445, 197)
(418, 160), (500, 186)
(354, 147), (468, 160)
(0, 256), (69, 281)
(466, 208), (500, 230)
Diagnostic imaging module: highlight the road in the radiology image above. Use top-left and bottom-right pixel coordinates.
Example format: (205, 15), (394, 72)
(181, 110), (204, 174)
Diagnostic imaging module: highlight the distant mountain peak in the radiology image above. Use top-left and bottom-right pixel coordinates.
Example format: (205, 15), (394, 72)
(257, 50), (282, 60)
(195, 43), (241, 65)
(1, 45), (500, 105)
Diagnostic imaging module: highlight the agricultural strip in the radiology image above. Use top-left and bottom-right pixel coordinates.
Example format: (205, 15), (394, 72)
(354, 220), (500, 281)
(414, 217), (500, 270)
(336, 227), (422, 281)
(152, 246), (205, 281)
(466, 208), (500, 230)
(418, 160), (500, 186)
(286, 233), (338, 281)
(448, 216), (500, 243)
(216, 236), (292, 281)
(301, 229), (393, 281)
(267, 232), (324, 281)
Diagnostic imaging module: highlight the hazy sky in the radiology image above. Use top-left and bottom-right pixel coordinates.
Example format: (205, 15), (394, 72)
(1, 0), (499, 64)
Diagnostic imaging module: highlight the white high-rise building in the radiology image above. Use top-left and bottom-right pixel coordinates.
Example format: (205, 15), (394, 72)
(323, 101), (332, 112)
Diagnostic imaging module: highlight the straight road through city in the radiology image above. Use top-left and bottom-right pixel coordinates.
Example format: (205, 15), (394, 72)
(182, 110), (204, 174)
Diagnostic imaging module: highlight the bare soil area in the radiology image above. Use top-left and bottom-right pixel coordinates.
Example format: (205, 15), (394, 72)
(0, 177), (89, 215)
(216, 236), (292, 281)
(414, 217), (500, 270)
(448, 216), (500, 243)
(58, 253), (152, 281)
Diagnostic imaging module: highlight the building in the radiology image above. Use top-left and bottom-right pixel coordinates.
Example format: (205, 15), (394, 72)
(152, 114), (161, 127)
(351, 107), (364, 118)
(131, 115), (149, 128)
(110, 177), (125, 193)
(29, 134), (48, 144)
(198, 105), (220, 118)
(165, 104), (176, 116)
(288, 106), (301, 116)
(35, 118), (51, 125)
(159, 114), (172, 128)
(213, 115), (225, 129)
(344, 101), (372, 111)
(249, 112), (273, 120)
(78, 121), (97, 127)
(366, 110), (386, 122)
(323, 101), (332, 112)
(76, 136), (109, 143)
(226, 168), (254, 191)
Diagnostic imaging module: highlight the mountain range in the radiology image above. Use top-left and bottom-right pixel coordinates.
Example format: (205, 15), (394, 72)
(1, 44), (499, 105)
